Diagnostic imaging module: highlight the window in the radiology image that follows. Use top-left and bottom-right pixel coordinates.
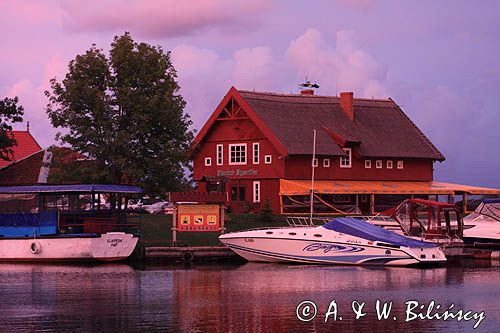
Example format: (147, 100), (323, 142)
(387, 160), (393, 169)
(230, 186), (245, 201)
(365, 160), (372, 169)
(333, 194), (351, 203)
(340, 148), (352, 168)
(204, 157), (212, 166)
(264, 155), (272, 164)
(323, 158), (330, 167)
(253, 181), (260, 203)
(397, 160), (404, 169)
(312, 158), (318, 167)
(216, 144), (223, 166)
(376, 160), (382, 169)
(229, 144), (247, 165)
(252, 142), (259, 164)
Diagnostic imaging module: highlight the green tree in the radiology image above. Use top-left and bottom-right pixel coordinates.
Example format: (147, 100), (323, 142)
(45, 32), (194, 195)
(0, 96), (24, 161)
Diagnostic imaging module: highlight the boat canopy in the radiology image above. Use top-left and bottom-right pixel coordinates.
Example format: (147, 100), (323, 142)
(0, 184), (142, 194)
(323, 217), (437, 248)
(483, 198), (500, 204)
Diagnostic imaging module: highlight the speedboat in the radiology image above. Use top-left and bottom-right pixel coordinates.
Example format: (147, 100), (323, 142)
(463, 198), (500, 248)
(363, 199), (464, 256)
(219, 217), (446, 266)
(0, 184), (141, 262)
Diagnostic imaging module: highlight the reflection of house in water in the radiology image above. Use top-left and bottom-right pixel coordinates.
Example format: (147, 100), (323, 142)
(192, 87), (500, 215)
(170, 264), (465, 332)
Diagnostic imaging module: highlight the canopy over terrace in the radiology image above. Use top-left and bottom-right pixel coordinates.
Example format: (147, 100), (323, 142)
(279, 180), (500, 215)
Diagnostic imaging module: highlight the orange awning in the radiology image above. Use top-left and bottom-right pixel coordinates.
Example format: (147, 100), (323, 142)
(279, 179), (500, 196)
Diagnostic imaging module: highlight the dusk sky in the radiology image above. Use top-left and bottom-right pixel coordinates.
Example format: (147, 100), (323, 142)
(1, 0), (499, 187)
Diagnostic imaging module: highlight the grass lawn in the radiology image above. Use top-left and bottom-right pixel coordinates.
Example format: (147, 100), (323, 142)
(135, 213), (288, 248)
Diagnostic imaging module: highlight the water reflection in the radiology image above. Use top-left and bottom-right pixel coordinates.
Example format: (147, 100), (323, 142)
(0, 262), (498, 332)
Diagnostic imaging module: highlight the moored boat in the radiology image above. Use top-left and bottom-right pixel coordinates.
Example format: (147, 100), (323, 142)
(219, 217), (446, 266)
(0, 184), (141, 262)
(363, 199), (465, 256)
(463, 198), (500, 248)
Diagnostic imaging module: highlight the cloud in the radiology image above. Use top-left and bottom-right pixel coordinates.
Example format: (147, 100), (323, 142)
(285, 29), (388, 97)
(61, 0), (269, 38)
(2, 55), (67, 148)
(232, 46), (278, 91)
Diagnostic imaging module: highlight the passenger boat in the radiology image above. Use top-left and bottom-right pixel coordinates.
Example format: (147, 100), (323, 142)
(0, 184), (141, 262)
(363, 199), (464, 256)
(219, 217), (446, 266)
(463, 198), (500, 247)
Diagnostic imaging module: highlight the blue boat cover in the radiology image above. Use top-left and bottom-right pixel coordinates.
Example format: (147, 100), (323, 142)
(0, 184), (142, 194)
(483, 198), (500, 204)
(0, 211), (57, 237)
(322, 217), (437, 248)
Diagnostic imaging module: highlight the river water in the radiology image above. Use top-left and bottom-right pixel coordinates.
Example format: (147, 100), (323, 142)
(0, 260), (498, 332)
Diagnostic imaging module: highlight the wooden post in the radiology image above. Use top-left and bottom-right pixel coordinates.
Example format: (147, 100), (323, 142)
(463, 193), (468, 214)
(355, 194), (359, 212)
(220, 204), (225, 234)
(370, 194), (375, 215)
(172, 205), (177, 245)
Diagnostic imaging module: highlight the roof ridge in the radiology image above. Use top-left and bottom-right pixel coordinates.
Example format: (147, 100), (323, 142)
(0, 149), (45, 171)
(238, 89), (392, 102)
(388, 98), (445, 161)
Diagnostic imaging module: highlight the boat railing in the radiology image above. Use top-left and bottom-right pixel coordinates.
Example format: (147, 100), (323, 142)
(286, 216), (331, 227)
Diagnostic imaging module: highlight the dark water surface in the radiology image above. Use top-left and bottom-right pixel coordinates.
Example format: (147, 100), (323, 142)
(0, 260), (498, 332)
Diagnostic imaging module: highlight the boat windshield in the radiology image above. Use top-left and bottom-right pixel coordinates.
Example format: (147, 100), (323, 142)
(476, 202), (500, 222)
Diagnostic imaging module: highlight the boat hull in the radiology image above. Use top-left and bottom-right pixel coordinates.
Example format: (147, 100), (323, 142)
(0, 232), (139, 262)
(220, 228), (446, 266)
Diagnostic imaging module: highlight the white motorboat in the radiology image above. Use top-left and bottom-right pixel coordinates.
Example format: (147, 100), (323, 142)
(463, 198), (500, 247)
(0, 184), (141, 262)
(219, 217), (446, 266)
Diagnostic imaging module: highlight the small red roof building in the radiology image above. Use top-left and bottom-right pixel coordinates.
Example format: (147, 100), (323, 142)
(0, 130), (42, 169)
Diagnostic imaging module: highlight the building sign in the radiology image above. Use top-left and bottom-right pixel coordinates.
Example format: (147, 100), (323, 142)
(177, 204), (220, 232)
(217, 169), (259, 177)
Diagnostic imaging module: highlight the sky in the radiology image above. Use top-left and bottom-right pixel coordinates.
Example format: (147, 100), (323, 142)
(1, 0), (499, 187)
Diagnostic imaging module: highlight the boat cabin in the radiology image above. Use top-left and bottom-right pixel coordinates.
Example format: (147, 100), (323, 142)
(0, 184), (142, 237)
(387, 199), (463, 241)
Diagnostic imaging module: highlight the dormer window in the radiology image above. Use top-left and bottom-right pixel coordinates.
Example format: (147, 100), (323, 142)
(340, 148), (352, 168)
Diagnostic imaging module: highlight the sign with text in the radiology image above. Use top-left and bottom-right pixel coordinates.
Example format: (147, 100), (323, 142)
(177, 204), (220, 232)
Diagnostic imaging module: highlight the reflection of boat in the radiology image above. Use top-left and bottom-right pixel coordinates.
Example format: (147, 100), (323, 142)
(219, 217), (446, 266)
(0, 185), (141, 262)
(463, 198), (500, 247)
(364, 199), (464, 255)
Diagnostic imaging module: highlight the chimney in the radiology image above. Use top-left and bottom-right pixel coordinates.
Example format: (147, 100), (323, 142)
(300, 89), (314, 96)
(340, 92), (354, 121)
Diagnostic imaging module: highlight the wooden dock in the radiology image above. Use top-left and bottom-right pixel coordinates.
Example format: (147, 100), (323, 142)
(144, 246), (240, 262)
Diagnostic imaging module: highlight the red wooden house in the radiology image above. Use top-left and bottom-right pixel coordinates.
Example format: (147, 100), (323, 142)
(192, 87), (499, 215)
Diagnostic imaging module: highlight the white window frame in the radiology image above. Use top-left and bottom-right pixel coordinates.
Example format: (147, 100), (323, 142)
(204, 157), (212, 166)
(253, 181), (260, 203)
(397, 160), (404, 169)
(365, 160), (372, 169)
(228, 143), (247, 165)
(376, 160), (383, 169)
(216, 144), (223, 166)
(312, 158), (319, 168)
(387, 160), (393, 169)
(340, 148), (352, 168)
(264, 155), (272, 164)
(323, 158), (330, 167)
(252, 142), (259, 164)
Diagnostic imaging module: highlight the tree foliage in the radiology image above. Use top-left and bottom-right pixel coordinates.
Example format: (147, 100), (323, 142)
(45, 32), (193, 195)
(0, 96), (24, 161)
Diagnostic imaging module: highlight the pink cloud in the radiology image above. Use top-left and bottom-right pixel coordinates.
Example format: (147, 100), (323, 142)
(61, 0), (269, 37)
(285, 28), (388, 97)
